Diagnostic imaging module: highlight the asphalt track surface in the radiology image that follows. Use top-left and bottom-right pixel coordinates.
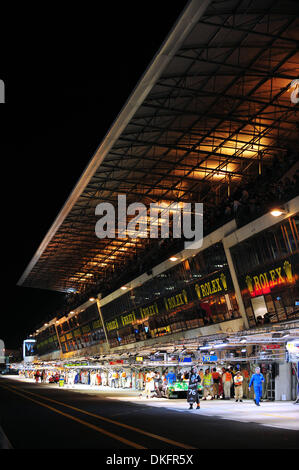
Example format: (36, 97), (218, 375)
(0, 377), (298, 449)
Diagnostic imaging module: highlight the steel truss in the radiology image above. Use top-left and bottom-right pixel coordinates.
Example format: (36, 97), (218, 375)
(18, 0), (299, 295)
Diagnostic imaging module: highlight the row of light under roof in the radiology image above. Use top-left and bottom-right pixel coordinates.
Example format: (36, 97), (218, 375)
(30, 297), (98, 336)
(30, 205), (289, 337)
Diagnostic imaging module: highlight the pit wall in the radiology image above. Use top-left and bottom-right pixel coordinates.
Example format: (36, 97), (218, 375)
(39, 317), (245, 361)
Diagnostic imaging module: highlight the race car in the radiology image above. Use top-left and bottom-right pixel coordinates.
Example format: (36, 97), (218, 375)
(165, 380), (203, 399)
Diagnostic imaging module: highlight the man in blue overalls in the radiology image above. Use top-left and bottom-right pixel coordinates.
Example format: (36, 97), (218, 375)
(249, 367), (265, 406)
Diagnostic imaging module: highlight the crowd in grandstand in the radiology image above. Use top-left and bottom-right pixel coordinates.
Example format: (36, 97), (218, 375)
(132, 149), (299, 278)
(206, 149), (298, 230)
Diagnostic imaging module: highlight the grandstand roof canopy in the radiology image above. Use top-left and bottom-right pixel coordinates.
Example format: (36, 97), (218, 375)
(18, 0), (299, 293)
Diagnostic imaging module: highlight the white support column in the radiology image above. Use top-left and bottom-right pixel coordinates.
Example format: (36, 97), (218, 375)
(275, 363), (292, 401)
(54, 322), (63, 360)
(223, 243), (249, 329)
(96, 295), (110, 350)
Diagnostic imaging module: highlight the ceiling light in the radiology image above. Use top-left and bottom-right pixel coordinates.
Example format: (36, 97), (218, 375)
(169, 257), (178, 262)
(270, 205), (288, 217)
(271, 210), (284, 217)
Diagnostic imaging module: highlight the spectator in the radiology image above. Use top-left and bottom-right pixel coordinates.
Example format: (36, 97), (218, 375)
(202, 368), (214, 400)
(212, 368), (220, 399)
(234, 371), (244, 402)
(222, 368), (233, 399)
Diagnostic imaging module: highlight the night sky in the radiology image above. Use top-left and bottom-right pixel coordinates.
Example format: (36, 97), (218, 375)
(1, 2), (188, 349)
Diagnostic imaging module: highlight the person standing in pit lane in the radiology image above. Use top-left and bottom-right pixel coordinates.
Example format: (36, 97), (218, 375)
(187, 367), (201, 410)
(249, 367), (265, 406)
(165, 369), (176, 386)
(234, 371), (244, 402)
(34, 370), (40, 383)
(202, 368), (214, 400)
(241, 367), (249, 398)
(152, 371), (163, 398)
(211, 368), (220, 399)
(144, 370), (155, 399)
(222, 368), (233, 399)
(161, 373), (168, 397)
(229, 366), (236, 398)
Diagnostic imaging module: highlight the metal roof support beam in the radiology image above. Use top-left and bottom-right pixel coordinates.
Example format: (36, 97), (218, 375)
(198, 19), (298, 44)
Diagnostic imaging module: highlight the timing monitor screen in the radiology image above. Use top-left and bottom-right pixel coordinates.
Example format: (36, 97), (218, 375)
(24, 341), (37, 357)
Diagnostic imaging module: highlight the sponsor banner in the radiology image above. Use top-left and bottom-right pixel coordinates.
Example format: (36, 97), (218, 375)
(240, 256), (297, 298)
(286, 340), (299, 362)
(178, 357), (192, 363)
(104, 268), (233, 333)
(202, 355), (218, 362)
